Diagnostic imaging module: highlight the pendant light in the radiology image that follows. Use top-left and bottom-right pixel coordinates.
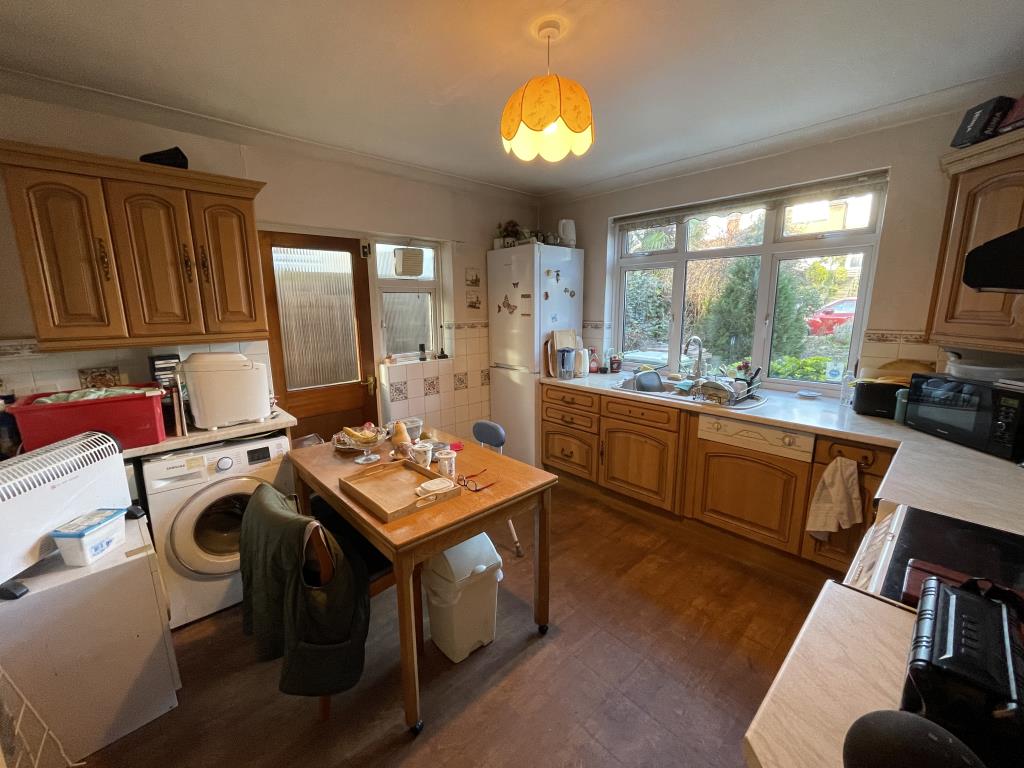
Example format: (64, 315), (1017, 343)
(500, 19), (594, 162)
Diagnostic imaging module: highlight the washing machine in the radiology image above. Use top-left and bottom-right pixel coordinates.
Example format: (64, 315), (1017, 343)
(142, 434), (292, 628)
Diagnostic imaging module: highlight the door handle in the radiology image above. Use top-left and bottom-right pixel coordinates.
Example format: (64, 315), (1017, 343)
(95, 238), (112, 281)
(181, 244), (194, 282)
(560, 447), (574, 459)
(361, 375), (376, 397)
(599, 441), (604, 464)
(198, 244), (211, 283)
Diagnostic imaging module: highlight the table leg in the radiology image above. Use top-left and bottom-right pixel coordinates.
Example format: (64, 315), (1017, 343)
(395, 555), (423, 734)
(413, 563), (425, 655)
(293, 471), (312, 517)
(534, 488), (551, 634)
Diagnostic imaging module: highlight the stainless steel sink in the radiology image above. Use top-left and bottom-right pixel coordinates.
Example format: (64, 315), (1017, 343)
(611, 377), (767, 410)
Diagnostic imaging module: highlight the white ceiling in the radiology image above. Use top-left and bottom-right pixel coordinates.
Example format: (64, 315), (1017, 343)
(1, 0), (1023, 195)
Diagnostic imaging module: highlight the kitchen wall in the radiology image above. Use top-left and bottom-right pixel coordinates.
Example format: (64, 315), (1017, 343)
(0, 93), (537, 406)
(540, 111), (966, 369)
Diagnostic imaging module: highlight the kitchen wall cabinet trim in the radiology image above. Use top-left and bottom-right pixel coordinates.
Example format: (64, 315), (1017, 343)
(3, 167), (129, 342)
(0, 140), (263, 198)
(940, 130), (1024, 176)
(599, 417), (678, 511)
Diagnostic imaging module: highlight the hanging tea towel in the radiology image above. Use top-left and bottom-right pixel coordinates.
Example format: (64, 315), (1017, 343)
(805, 457), (862, 541)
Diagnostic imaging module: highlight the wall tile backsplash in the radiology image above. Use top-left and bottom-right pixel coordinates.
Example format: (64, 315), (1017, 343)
(380, 324), (490, 439)
(0, 339), (274, 397)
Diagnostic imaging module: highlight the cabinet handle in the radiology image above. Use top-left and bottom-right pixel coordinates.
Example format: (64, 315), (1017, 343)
(599, 441), (604, 464)
(560, 415), (575, 424)
(560, 447), (575, 459)
(95, 238), (112, 281)
(181, 244), (194, 283)
(199, 244), (211, 283)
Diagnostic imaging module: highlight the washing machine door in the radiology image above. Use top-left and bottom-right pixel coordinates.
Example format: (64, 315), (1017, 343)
(169, 475), (264, 575)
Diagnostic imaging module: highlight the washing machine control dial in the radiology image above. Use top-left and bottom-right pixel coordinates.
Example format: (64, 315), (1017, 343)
(215, 456), (234, 472)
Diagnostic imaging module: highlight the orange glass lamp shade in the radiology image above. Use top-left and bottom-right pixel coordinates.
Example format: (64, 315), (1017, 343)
(500, 74), (594, 162)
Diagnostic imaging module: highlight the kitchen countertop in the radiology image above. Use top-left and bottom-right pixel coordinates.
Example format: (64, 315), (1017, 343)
(121, 407), (297, 459)
(543, 374), (1024, 537)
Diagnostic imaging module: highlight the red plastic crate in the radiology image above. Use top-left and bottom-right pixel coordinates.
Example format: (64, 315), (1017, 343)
(8, 384), (166, 452)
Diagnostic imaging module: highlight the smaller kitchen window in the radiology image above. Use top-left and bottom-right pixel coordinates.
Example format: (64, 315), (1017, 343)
(375, 241), (440, 358)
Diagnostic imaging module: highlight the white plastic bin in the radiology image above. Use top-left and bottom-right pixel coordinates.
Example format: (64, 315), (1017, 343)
(423, 532), (503, 663)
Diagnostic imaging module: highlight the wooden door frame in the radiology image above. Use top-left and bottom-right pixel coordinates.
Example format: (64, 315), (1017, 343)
(258, 230), (377, 423)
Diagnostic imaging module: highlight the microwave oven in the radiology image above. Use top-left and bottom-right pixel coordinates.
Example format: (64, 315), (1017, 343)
(904, 373), (1024, 462)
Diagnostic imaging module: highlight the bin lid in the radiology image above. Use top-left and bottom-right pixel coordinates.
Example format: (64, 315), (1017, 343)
(179, 352), (255, 372)
(52, 507), (126, 538)
(425, 532), (502, 584)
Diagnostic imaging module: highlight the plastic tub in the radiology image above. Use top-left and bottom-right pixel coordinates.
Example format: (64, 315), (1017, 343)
(8, 384), (165, 451)
(51, 508), (127, 566)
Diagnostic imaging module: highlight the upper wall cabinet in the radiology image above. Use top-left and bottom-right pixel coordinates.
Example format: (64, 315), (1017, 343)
(187, 192), (266, 335)
(4, 167), (129, 342)
(929, 133), (1024, 353)
(0, 140), (267, 350)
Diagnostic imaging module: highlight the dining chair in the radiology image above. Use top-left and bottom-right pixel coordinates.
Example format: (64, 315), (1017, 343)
(472, 420), (524, 558)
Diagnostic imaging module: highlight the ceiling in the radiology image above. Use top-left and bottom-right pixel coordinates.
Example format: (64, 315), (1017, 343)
(1, 0), (1023, 195)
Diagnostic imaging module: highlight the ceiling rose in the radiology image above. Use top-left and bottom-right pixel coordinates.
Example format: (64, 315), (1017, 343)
(500, 19), (594, 163)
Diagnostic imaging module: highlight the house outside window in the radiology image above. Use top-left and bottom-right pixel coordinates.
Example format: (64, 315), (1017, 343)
(375, 241), (441, 359)
(614, 174), (887, 389)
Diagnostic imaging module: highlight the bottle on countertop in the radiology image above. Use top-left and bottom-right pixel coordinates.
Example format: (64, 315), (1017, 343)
(589, 348), (599, 374)
(840, 371), (856, 407)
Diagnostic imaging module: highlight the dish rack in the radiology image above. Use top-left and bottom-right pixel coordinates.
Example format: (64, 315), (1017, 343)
(692, 377), (762, 406)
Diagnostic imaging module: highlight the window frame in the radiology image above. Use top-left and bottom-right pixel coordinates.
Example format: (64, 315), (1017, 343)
(372, 239), (442, 360)
(613, 178), (886, 392)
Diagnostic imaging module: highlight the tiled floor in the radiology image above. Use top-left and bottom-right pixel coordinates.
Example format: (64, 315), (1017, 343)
(88, 487), (824, 768)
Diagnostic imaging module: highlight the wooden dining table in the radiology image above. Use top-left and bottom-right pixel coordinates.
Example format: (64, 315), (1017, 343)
(288, 433), (558, 734)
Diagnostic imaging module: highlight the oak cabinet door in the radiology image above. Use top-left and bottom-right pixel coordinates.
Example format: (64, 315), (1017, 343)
(4, 167), (128, 341)
(691, 440), (810, 553)
(930, 155), (1024, 350)
(541, 422), (598, 481)
(800, 469), (881, 571)
(188, 192), (267, 334)
(105, 181), (205, 336)
(598, 418), (677, 511)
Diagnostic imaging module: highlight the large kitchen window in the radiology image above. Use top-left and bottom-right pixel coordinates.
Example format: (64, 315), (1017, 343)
(616, 174), (886, 387)
(375, 241), (440, 358)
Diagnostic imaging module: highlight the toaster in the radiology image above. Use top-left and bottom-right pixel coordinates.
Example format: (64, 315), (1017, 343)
(852, 381), (904, 418)
(178, 352), (271, 429)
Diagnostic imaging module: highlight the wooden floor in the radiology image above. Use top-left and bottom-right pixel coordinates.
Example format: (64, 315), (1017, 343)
(89, 486), (825, 768)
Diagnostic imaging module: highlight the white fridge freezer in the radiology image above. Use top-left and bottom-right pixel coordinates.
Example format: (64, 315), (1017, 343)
(487, 243), (583, 465)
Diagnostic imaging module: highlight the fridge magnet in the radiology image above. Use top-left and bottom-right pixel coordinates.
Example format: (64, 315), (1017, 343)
(570, 290), (576, 297)
(563, 287), (570, 294)
(520, 293), (531, 299)
(543, 291), (549, 300)
(465, 268), (481, 287)
(465, 290), (481, 310)
(499, 294), (518, 315)
(555, 269), (561, 283)
(550, 313), (559, 324)
(512, 281), (519, 288)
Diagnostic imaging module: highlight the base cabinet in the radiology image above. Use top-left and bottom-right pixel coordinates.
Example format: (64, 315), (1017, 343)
(598, 418), (678, 511)
(691, 440), (810, 553)
(799, 470), (882, 571)
(541, 422), (598, 482)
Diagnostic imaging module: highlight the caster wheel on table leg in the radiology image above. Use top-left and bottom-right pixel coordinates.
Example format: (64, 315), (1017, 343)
(538, 624), (549, 636)
(409, 720), (424, 736)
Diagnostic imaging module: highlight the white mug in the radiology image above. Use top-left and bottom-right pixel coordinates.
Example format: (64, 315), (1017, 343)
(411, 442), (432, 468)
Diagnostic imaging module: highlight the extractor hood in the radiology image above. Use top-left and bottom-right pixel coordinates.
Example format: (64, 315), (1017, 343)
(963, 226), (1024, 292)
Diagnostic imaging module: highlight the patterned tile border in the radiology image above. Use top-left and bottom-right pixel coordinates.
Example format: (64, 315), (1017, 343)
(582, 320), (613, 330)
(442, 321), (489, 330)
(423, 376), (440, 396)
(453, 372), (468, 390)
(480, 369), (490, 386)
(863, 329), (929, 344)
(389, 381), (408, 402)
(0, 339), (41, 358)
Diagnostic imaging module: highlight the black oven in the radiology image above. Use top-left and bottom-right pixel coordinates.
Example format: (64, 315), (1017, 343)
(904, 373), (1024, 461)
